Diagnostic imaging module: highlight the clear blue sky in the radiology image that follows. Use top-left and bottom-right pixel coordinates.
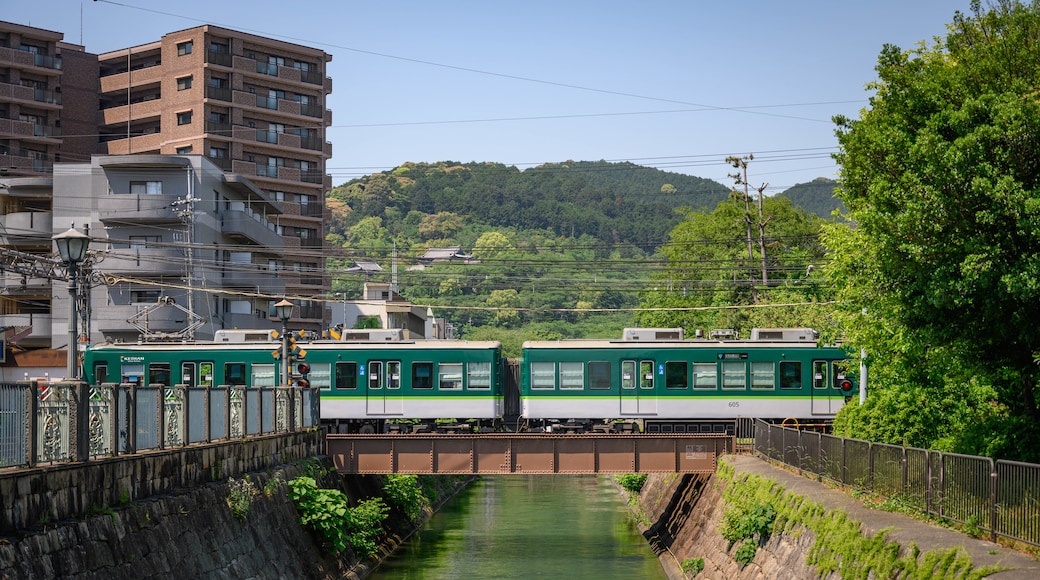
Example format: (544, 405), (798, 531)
(9, 0), (972, 193)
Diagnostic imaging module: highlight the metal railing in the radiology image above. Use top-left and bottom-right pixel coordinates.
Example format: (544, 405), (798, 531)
(754, 420), (1040, 547)
(0, 381), (318, 468)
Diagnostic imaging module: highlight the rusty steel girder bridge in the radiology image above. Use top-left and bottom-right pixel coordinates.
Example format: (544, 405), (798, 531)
(326, 433), (732, 475)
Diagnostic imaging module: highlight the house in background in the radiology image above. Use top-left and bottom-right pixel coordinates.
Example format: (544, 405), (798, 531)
(332, 282), (453, 340)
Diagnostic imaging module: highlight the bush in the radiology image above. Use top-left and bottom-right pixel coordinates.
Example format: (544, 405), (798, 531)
(615, 473), (648, 493)
(383, 474), (428, 524)
(226, 476), (259, 521)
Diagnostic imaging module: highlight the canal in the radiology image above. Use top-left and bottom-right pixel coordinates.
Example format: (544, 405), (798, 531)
(370, 475), (667, 579)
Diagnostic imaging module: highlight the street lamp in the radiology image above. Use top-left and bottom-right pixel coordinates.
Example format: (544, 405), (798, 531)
(54, 227), (91, 380)
(274, 299), (294, 387)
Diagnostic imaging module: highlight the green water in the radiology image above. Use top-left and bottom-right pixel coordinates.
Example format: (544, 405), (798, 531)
(370, 475), (667, 579)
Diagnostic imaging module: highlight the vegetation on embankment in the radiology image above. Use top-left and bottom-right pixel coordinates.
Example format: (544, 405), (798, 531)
(623, 463), (1010, 579)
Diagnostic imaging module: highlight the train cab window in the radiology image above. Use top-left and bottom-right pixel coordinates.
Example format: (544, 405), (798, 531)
(467, 361), (492, 390)
(621, 361), (636, 390)
(335, 362), (358, 390)
(588, 361), (611, 390)
(252, 363), (276, 387)
(199, 362), (214, 387)
(149, 363), (171, 386)
(93, 363), (109, 385)
(812, 361), (829, 390)
(779, 361), (802, 389)
(412, 362), (434, 389)
(750, 362), (774, 390)
(439, 363), (462, 390)
(721, 361), (746, 390)
(531, 362), (556, 390)
(225, 363), (246, 386)
(693, 363), (717, 389)
(665, 361), (688, 389)
(639, 360), (654, 390)
(559, 362), (584, 390)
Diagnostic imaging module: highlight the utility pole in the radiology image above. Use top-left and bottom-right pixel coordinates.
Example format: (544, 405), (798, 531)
(172, 165), (200, 340)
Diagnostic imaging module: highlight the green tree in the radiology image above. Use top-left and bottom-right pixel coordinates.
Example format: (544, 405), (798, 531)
(830, 0), (1040, 460)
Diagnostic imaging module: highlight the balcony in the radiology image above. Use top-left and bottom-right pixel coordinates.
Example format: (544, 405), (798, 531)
(206, 85), (232, 102)
(0, 148), (52, 174)
(0, 46), (61, 73)
(0, 313), (52, 346)
(222, 209), (284, 248)
(207, 49), (233, 67)
(97, 194), (180, 223)
(205, 120), (232, 137)
(0, 211), (52, 244)
(220, 267), (285, 295)
(97, 247), (187, 276)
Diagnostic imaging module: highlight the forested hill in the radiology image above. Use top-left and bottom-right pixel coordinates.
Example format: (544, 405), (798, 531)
(327, 161), (730, 249)
(777, 177), (846, 218)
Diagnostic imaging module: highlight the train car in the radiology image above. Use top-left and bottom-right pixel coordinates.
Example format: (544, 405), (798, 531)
(82, 332), (503, 435)
(518, 328), (855, 434)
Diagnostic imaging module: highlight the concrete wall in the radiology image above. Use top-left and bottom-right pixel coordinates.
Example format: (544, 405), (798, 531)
(0, 430), (322, 532)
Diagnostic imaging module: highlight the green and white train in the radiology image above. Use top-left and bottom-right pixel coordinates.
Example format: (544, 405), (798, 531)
(81, 327), (856, 434)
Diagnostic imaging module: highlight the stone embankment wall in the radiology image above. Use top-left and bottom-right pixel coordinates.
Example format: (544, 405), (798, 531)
(637, 471), (820, 579)
(0, 431), (471, 579)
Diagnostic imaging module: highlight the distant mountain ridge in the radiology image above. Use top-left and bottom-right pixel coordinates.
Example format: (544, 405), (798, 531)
(777, 177), (846, 218)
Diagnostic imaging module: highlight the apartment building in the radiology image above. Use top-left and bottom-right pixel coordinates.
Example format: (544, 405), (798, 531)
(0, 21), (333, 364)
(95, 25), (332, 331)
(0, 21), (98, 177)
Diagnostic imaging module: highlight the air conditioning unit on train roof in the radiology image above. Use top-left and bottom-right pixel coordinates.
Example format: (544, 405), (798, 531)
(622, 328), (684, 341)
(750, 328), (819, 342)
(340, 329), (405, 342)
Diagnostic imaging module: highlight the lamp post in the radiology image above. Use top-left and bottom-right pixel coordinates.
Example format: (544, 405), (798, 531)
(54, 227), (90, 380)
(274, 299), (294, 387)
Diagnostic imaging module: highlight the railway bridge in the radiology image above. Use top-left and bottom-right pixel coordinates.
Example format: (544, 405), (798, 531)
(326, 433), (733, 474)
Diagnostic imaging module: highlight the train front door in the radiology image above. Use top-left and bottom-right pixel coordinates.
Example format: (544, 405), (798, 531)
(366, 361), (403, 415)
(620, 359), (658, 415)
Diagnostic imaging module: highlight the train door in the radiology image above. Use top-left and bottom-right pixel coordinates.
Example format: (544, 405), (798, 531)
(620, 359), (658, 415)
(365, 360), (403, 415)
(811, 360), (842, 414)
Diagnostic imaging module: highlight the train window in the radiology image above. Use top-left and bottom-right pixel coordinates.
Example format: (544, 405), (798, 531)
(750, 362), (774, 390)
(149, 363), (171, 386)
(779, 361), (802, 389)
(812, 361), (828, 390)
(665, 361), (688, 390)
(531, 362), (556, 389)
(621, 361), (636, 390)
(412, 362), (434, 390)
(439, 363), (463, 390)
(225, 363), (246, 386)
(693, 363), (716, 389)
(369, 361), (382, 390)
(721, 361), (746, 390)
(335, 362), (358, 390)
(94, 363), (109, 385)
(121, 363), (144, 386)
(640, 361), (654, 390)
(252, 363), (276, 387)
(309, 363), (330, 389)
(180, 362), (196, 387)
(588, 361), (611, 390)
(560, 362), (584, 390)
(387, 362), (401, 390)
(199, 362), (214, 387)
(467, 361), (491, 390)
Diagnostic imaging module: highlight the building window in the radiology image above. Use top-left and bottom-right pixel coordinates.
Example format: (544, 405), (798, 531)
(176, 76), (192, 90)
(129, 235), (161, 249)
(209, 146), (228, 158)
(177, 111), (192, 125)
(177, 41), (193, 56)
(131, 289), (161, 303)
(176, 145), (193, 154)
(130, 181), (162, 195)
